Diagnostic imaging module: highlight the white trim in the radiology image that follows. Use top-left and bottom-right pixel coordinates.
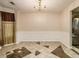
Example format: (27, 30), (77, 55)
(4, 43), (16, 47)
(0, 5), (15, 13)
(16, 31), (70, 48)
(72, 46), (79, 53)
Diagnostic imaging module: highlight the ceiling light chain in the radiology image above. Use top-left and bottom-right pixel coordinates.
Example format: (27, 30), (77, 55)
(34, 0), (46, 11)
(38, 0), (41, 11)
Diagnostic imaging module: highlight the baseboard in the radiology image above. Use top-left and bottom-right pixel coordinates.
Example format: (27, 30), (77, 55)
(4, 43), (16, 47)
(72, 46), (79, 53)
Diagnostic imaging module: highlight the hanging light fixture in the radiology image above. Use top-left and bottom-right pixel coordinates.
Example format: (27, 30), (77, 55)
(34, 0), (46, 11)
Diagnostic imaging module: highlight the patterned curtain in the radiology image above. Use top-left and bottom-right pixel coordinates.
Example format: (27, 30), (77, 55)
(1, 12), (15, 45)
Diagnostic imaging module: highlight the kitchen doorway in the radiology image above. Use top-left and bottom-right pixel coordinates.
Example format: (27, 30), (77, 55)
(72, 7), (79, 49)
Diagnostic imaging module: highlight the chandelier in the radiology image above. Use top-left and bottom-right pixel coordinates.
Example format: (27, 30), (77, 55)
(34, 0), (46, 11)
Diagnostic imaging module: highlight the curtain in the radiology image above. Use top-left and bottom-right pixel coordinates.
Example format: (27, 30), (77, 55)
(1, 11), (15, 45)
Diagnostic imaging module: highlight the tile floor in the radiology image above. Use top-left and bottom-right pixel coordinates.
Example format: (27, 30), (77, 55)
(0, 41), (79, 58)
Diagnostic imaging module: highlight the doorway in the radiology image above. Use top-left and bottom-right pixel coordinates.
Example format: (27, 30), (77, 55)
(72, 7), (79, 49)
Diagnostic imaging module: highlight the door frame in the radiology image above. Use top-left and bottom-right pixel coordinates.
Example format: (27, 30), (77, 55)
(70, 7), (79, 49)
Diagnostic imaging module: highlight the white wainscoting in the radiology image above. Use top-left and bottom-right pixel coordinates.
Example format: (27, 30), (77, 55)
(0, 6), (14, 13)
(16, 31), (70, 48)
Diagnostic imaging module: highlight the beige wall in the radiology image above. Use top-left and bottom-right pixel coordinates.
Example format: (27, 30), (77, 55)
(16, 12), (66, 46)
(16, 12), (62, 31)
(14, 0), (79, 48)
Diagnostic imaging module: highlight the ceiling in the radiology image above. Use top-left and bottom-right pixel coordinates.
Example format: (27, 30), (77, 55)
(0, 0), (75, 13)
